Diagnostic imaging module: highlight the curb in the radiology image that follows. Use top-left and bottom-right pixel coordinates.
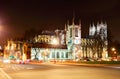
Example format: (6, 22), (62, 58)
(29, 62), (120, 67)
(53, 62), (120, 67)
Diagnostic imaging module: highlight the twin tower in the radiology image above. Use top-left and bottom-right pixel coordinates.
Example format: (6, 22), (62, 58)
(66, 19), (107, 44)
(89, 22), (107, 40)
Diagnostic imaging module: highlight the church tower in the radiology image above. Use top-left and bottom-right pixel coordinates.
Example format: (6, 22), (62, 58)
(89, 23), (96, 36)
(89, 21), (108, 60)
(97, 21), (108, 60)
(66, 17), (81, 60)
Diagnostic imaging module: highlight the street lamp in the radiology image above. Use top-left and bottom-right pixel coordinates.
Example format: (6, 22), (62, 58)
(111, 47), (117, 61)
(111, 47), (116, 51)
(51, 38), (59, 64)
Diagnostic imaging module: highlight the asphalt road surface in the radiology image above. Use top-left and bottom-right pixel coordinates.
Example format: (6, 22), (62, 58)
(2, 63), (120, 79)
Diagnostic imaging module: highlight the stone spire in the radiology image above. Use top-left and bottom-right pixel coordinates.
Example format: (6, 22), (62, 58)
(89, 24), (92, 36)
(72, 12), (75, 25)
(65, 23), (67, 31)
(79, 19), (81, 26)
(72, 16), (75, 25)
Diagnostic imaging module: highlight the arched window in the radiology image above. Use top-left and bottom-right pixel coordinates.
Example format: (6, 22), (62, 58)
(66, 52), (68, 58)
(52, 52), (55, 58)
(61, 52), (64, 58)
(57, 52), (59, 58)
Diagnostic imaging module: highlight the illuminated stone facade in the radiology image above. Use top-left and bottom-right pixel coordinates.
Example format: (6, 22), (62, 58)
(4, 40), (23, 60)
(4, 20), (108, 61)
(89, 22), (108, 60)
(66, 20), (81, 60)
(4, 40), (31, 61)
(31, 20), (108, 61)
(31, 30), (68, 61)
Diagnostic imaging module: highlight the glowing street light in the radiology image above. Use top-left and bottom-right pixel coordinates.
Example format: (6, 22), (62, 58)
(111, 47), (116, 51)
(111, 47), (117, 61)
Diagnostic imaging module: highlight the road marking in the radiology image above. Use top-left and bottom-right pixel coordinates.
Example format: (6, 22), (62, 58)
(0, 68), (12, 79)
(26, 67), (34, 69)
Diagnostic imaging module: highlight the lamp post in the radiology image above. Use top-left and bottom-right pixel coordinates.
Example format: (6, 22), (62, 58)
(51, 38), (59, 64)
(111, 47), (116, 51)
(111, 47), (117, 61)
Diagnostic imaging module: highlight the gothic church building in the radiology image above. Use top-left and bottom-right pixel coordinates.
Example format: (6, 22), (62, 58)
(4, 19), (108, 62)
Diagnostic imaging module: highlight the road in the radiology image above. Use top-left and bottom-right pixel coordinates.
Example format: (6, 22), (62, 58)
(1, 63), (120, 79)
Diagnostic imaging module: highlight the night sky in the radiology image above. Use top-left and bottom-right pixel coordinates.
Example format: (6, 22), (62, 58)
(0, 0), (120, 46)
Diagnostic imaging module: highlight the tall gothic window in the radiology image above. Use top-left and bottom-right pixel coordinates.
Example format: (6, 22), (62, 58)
(70, 28), (72, 37)
(52, 52), (55, 58)
(61, 52), (64, 58)
(75, 28), (78, 37)
(66, 52), (68, 58)
(57, 52), (59, 58)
